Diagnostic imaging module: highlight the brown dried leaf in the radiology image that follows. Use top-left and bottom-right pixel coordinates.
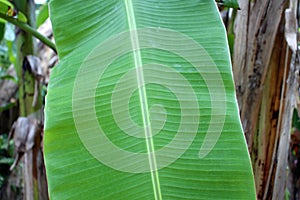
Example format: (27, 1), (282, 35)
(8, 117), (40, 170)
(285, 8), (297, 52)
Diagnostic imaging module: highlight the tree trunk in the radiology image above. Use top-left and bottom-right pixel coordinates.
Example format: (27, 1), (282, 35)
(233, 0), (298, 199)
(8, 0), (49, 199)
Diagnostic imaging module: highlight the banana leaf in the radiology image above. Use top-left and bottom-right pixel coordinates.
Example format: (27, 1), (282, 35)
(44, 0), (256, 199)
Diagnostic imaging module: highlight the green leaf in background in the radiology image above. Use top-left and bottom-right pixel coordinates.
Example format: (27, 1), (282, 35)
(44, 0), (256, 199)
(223, 0), (239, 9)
(0, 102), (16, 112)
(3, 23), (16, 66)
(0, 0), (14, 15)
(216, 0), (239, 9)
(16, 11), (27, 23)
(292, 109), (300, 130)
(227, 33), (235, 58)
(0, 45), (11, 69)
(0, 157), (14, 165)
(0, 20), (4, 42)
(0, 0), (28, 23)
(36, 3), (48, 28)
(0, 74), (17, 82)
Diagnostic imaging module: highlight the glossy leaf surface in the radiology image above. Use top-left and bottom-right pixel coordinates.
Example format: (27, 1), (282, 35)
(44, 0), (256, 199)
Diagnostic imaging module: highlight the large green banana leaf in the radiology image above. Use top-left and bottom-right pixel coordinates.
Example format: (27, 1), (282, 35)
(44, 0), (256, 199)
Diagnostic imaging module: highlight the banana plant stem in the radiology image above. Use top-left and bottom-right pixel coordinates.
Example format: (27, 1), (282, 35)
(0, 13), (57, 53)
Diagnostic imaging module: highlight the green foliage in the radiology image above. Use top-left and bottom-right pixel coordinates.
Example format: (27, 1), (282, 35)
(0, 0), (14, 16)
(0, 0), (28, 23)
(292, 109), (300, 130)
(0, 23), (16, 101)
(227, 33), (235, 57)
(0, 134), (14, 188)
(216, 0), (239, 9)
(44, 0), (255, 199)
(0, 21), (16, 67)
(0, 102), (16, 112)
(0, 45), (11, 69)
(0, 21), (4, 41)
(36, 3), (49, 28)
(16, 11), (27, 23)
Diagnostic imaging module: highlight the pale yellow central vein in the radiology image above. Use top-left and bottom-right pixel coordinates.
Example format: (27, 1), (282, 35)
(124, 0), (162, 199)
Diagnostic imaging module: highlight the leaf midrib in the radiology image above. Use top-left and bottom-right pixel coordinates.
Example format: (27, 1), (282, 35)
(124, 0), (162, 199)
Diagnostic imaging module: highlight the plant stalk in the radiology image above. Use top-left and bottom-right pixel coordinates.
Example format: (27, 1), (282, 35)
(0, 13), (57, 53)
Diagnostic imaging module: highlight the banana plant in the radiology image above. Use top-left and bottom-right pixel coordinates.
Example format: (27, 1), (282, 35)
(44, 0), (256, 199)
